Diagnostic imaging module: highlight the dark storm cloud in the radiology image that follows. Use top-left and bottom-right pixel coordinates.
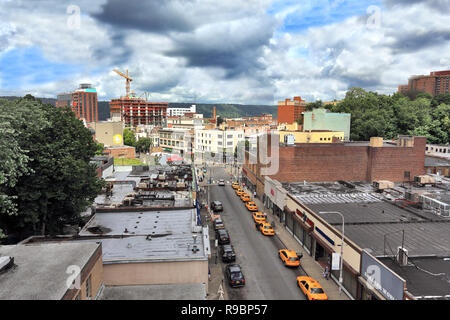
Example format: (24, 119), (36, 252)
(388, 30), (450, 53)
(165, 17), (276, 79)
(93, 0), (195, 33)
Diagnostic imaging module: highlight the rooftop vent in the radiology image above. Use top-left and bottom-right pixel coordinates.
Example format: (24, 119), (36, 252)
(0, 256), (14, 273)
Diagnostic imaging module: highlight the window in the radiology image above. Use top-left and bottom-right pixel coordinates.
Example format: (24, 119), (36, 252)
(86, 275), (92, 299)
(227, 135), (233, 139)
(227, 142), (233, 146)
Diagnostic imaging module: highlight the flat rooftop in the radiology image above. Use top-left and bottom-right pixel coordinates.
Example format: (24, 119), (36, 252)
(0, 242), (100, 300)
(101, 283), (206, 300)
(286, 181), (450, 257)
(379, 257), (450, 300)
(425, 156), (450, 167)
(79, 209), (207, 262)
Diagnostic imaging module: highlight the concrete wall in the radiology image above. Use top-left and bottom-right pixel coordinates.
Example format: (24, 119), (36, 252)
(103, 260), (208, 291)
(90, 121), (124, 146)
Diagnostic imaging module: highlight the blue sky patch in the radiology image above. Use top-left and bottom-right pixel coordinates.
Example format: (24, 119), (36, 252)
(0, 46), (82, 89)
(268, 0), (382, 33)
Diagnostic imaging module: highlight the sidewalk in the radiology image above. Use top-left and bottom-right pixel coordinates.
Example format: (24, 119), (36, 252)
(225, 167), (350, 300)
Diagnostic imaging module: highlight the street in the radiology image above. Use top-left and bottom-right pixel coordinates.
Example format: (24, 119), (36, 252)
(204, 166), (307, 300)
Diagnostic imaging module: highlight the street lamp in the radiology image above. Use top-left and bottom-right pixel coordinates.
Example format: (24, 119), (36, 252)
(319, 211), (345, 295)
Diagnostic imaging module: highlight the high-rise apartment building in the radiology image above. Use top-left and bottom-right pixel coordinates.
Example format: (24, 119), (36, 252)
(398, 70), (450, 97)
(277, 96), (307, 124)
(56, 84), (98, 123)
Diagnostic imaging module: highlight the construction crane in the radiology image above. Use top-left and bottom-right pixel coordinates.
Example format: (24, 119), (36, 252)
(113, 69), (133, 98)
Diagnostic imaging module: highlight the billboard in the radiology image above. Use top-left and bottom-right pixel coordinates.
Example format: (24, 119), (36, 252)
(361, 250), (405, 300)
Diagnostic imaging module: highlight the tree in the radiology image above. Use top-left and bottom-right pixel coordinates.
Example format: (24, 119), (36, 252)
(95, 142), (105, 156)
(0, 96), (104, 240)
(135, 138), (152, 154)
(123, 128), (137, 147)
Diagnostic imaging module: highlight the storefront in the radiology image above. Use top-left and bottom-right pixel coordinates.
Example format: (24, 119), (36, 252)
(283, 195), (363, 299)
(264, 177), (287, 223)
(241, 167), (256, 193)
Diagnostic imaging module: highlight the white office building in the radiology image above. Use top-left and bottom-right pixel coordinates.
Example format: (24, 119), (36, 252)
(167, 105), (196, 117)
(194, 129), (244, 163)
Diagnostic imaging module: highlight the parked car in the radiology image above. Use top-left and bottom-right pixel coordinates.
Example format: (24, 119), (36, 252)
(218, 179), (225, 186)
(216, 229), (231, 245)
(211, 201), (223, 212)
(252, 212), (266, 224)
(245, 201), (258, 211)
(236, 188), (245, 196)
(240, 193), (251, 202)
(296, 276), (328, 300)
(225, 264), (245, 288)
(258, 222), (275, 236)
(214, 218), (225, 231)
(220, 244), (236, 263)
(232, 182), (240, 189)
(279, 249), (302, 267)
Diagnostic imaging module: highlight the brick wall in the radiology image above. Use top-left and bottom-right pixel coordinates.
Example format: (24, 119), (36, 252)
(244, 135), (426, 183)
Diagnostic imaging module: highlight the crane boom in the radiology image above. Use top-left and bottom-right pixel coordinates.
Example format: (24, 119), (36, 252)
(113, 69), (133, 98)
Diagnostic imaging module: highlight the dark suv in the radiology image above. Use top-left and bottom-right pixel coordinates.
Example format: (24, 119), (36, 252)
(225, 264), (245, 287)
(216, 229), (230, 245)
(211, 201), (223, 212)
(214, 218), (225, 231)
(220, 244), (236, 263)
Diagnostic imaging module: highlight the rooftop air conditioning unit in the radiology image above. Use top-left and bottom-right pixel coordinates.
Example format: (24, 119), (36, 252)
(397, 247), (408, 266)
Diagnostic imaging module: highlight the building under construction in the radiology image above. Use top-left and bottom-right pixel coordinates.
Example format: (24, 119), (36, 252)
(110, 69), (168, 127)
(110, 97), (168, 127)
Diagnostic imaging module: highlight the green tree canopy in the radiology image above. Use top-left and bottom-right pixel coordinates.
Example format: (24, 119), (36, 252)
(0, 96), (104, 241)
(123, 128), (137, 147)
(135, 138), (152, 153)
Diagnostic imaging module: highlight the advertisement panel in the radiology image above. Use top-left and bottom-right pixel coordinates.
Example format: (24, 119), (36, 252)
(361, 250), (405, 300)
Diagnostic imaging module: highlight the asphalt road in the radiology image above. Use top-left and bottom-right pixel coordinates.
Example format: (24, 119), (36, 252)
(206, 166), (307, 300)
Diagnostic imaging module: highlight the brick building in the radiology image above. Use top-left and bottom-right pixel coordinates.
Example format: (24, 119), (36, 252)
(399, 70), (450, 97)
(103, 146), (136, 159)
(242, 134), (426, 197)
(277, 96), (307, 124)
(56, 84), (99, 123)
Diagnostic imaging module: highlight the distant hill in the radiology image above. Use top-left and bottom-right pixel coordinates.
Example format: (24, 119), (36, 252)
(169, 103), (277, 119)
(1, 96), (277, 120)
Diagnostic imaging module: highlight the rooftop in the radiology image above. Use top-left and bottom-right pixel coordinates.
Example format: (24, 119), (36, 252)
(425, 156), (450, 167)
(0, 242), (100, 300)
(285, 181), (450, 257)
(101, 283), (206, 300)
(78, 208), (207, 262)
(379, 257), (450, 300)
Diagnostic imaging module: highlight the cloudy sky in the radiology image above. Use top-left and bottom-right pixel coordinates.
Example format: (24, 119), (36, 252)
(0, 0), (449, 104)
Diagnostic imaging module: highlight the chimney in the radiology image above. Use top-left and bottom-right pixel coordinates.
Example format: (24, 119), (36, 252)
(213, 106), (216, 119)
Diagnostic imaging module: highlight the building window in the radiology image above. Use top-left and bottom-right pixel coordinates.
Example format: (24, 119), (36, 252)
(86, 275), (92, 299)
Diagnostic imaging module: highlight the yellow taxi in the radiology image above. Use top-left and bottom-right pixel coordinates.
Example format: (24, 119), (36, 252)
(236, 188), (245, 196)
(240, 193), (251, 202)
(252, 212), (266, 224)
(258, 222), (274, 236)
(296, 276), (328, 300)
(231, 182), (240, 189)
(245, 201), (258, 211)
(278, 249), (302, 267)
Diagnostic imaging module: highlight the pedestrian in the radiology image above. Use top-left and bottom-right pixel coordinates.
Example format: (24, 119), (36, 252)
(323, 266), (330, 280)
(253, 191), (256, 198)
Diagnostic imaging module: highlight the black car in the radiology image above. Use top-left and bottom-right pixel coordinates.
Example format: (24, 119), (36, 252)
(211, 201), (223, 212)
(218, 179), (225, 186)
(225, 264), (245, 287)
(216, 229), (230, 245)
(214, 218), (225, 231)
(220, 244), (236, 263)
